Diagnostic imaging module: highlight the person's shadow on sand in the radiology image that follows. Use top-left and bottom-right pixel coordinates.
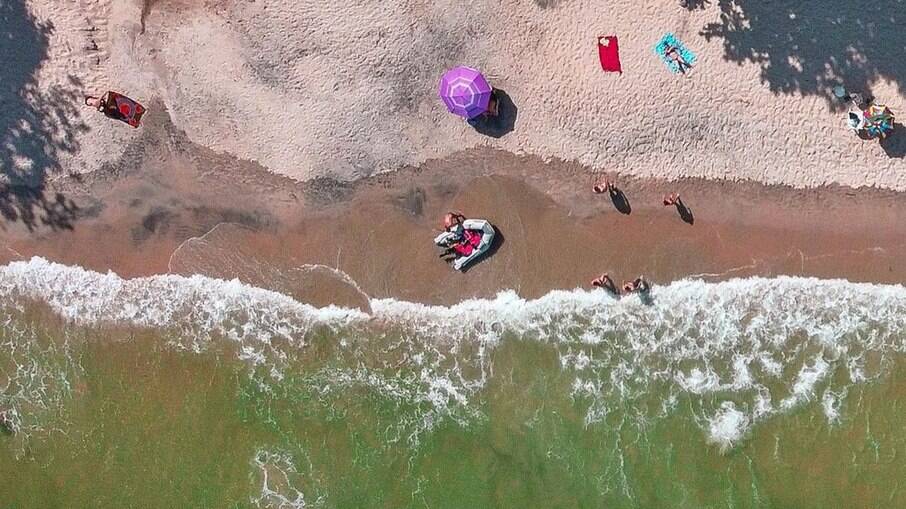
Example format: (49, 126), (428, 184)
(673, 201), (694, 224)
(880, 123), (906, 158)
(470, 90), (517, 138)
(609, 187), (631, 215)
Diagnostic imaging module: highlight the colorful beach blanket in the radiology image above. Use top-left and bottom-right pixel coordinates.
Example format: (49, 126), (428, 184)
(653, 33), (697, 74)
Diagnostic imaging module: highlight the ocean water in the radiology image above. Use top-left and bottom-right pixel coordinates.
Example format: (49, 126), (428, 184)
(0, 257), (904, 507)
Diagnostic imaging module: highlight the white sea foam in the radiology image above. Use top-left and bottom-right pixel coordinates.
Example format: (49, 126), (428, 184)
(0, 257), (367, 359)
(2, 257), (906, 448)
(676, 367), (722, 394)
(708, 402), (750, 450)
(822, 389), (844, 424)
(251, 449), (322, 509)
(781, 356), (830, 410)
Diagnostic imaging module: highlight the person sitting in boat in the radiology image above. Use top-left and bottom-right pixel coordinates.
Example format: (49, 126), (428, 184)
(433, 212), (496, 271)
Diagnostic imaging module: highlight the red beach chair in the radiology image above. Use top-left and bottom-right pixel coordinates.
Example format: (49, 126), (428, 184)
(103, 91), (146, 128)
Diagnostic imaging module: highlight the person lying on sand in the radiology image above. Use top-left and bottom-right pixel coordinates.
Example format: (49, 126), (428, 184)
(85, 93), (126, 121)
(85, 91), (146, 128)
(591, 273), (619, 294)
(664, 45), (692, 74)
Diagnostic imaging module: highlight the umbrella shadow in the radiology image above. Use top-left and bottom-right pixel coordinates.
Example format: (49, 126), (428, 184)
(880, 123), (905, 159)
(470, 89), (517, 138)
(609, 187), (631, 215)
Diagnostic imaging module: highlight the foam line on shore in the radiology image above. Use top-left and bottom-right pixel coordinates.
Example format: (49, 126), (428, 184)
(3, 257), (906, 447)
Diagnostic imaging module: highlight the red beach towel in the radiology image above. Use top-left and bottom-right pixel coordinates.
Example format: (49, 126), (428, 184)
(598, 36), (622, 73)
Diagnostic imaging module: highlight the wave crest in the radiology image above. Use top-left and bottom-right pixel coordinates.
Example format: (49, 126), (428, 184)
(2, 257), (905, 447)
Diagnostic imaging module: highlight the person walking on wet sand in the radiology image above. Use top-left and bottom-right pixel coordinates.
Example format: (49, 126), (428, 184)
(663, 192), (681, 207)
(622, 275), (650, 295)
(593, 175), (632, 214)
(593, 175), (615, 195)
(592, 273), (650, 296)
(663, 192), (694, 224)
(591, 273), (619, 294)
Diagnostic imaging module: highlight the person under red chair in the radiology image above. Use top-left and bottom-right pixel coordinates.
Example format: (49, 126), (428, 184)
(84, 91), (146, 128)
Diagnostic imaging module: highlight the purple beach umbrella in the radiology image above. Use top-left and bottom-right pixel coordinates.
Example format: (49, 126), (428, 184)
(439, 66), (493, 119)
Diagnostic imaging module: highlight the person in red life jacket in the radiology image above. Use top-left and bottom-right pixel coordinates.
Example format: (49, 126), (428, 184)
(433, 212), (496, 271)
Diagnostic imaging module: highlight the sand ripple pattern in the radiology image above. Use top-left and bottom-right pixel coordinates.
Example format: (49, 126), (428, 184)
(117, 0), (906, 188)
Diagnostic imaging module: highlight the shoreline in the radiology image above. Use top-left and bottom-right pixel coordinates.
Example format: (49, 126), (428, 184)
(2, 111), (904, 307)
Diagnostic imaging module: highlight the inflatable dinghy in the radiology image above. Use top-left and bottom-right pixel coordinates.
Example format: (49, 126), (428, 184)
(433, 218), (495, 271)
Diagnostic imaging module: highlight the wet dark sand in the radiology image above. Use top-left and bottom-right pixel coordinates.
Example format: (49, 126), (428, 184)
(2, 106), (905, 306)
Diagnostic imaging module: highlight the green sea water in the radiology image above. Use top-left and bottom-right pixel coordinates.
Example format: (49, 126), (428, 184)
(1, 298), (904, 509)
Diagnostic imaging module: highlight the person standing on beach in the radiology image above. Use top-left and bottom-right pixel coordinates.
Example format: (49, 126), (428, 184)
(592, 274), (651, 296)
(622, 276), (650, 295)
(591, 273), (619, 294)
(593, 176), (614, 195)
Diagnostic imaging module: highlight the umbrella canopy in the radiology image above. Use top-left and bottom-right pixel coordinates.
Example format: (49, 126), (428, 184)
(439, 66), (493, 119)
(864, 104), (895, 138)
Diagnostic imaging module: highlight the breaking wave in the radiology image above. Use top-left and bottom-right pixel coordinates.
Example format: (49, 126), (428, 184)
(2, 257), (906, 448)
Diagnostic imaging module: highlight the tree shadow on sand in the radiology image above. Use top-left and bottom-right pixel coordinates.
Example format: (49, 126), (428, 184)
(680, 0), (710, 10)
(0, 0), (88, 232)
(470, 89), (518, 138)
(700, 0), (906, 110)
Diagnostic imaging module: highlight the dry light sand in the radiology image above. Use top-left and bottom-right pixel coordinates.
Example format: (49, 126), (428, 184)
(6, 0), (905, 189)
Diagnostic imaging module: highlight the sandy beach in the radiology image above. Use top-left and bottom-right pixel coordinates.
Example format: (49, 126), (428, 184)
(2, 101), (905, 308)
(1, 0), (902, 300)
(3, 0), (904, 190)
